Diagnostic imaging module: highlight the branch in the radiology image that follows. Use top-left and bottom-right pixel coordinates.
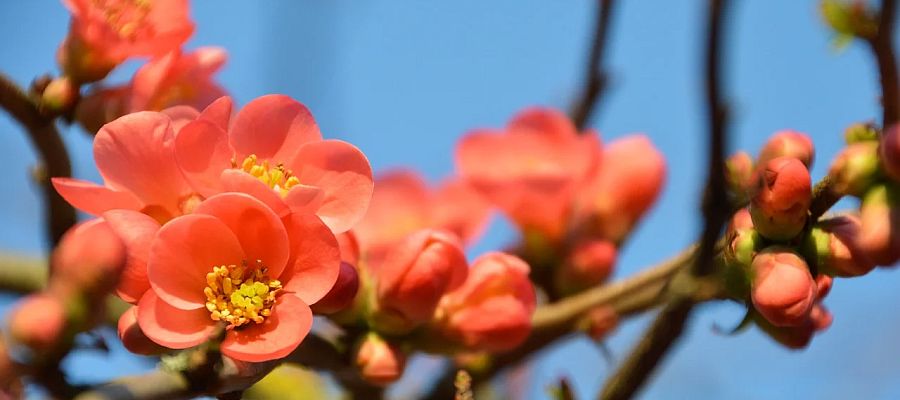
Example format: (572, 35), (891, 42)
(0, 72), (75, 246)
(571, 0), (617, 130)
(597, 0), (732, 398)
(0, 252), (46, 293)
(867, 0), (898, 126)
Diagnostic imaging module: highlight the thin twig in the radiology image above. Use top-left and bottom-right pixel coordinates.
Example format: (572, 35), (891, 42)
(571, 0), (617, 130)
(867, 0), (898, 126)
(598, 0), (732, 398)
(0, 72), (75, 246)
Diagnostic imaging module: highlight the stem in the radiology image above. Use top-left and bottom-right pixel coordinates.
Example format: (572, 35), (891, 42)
(571, 0), (617, 130)
(0, 72), (75, 246)
(867, 0), (898, 126)
(0, 252), (46, 293)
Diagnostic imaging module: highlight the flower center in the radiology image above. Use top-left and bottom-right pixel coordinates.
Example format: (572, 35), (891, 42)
(236, 154), (300, 196)
(203, 262), (283, 328)
(93, 0), (152, 41)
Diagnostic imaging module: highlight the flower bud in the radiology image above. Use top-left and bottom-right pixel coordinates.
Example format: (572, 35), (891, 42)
(40, 77), (78, 115)
(844, 122), (879, 144)
(753, 311), (814, 350)
(580, 135), (666, 243)
(815, 275), (834, 300)
(809, 304), (833, 331)
(311, 262), (359, 315)
(355, 333), (406, 386)
(751, 247), (816, 327)
(758, 130), (815, 167)
(74, 86), (129, 134)
(857, 184), (900, 266)
(750, 157), (811, 241)
(434, 252), (536, 353)
(880, 125), (900, 182)
(374, 230), (468, 333)
(554, 239), (616, 296)
(724, 208), (761, 269)
(726, 151), (755, 200)
(829, 141), (880, 197)
(808, 216), (875, 277)
(51, 219), (127, 298)
(57, 34), (118, 84)
(117, 306), (165, 355)
(8, 293), (68, 353)
(583, 306), (619, 342)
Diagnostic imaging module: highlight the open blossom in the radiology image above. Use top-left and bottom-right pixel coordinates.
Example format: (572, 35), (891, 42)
(353, 170), (490, 261)
(455, 107), (600, 240)
(576, 134), (666, 243)
(373, 230), (468, 333)
(59, 0), (194, 82)
(433, 252), (536, 352)
(77, 47), (227, 132)
(137, 193), (340, 362)
(174, 95), (373, 233)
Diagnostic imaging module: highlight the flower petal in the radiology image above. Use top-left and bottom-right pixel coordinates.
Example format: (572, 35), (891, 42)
(148, 214), (245, 310)
(220, 293), (312, 362)
(174, 119), (233, 196)
(136, 290), (217, 349)
(282, 183), (324, 215)
(281, 213), (341, 305)
(94, 112), (191, 217)
(288, 140), (373, 233)
(229, 94), (321, 161)
(193, 193), (290, 278)
(199, 96), (233, 131)
(103, 210), (161, 304)
(52, 177), (143, 215)
(219, 169), (289, 216)
(160, 105), (200, 132)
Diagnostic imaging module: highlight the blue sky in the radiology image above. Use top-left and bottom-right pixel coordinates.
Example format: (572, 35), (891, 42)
(1, 1), (899, 399)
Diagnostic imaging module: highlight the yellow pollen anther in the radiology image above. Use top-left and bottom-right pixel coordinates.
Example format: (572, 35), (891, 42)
(235, 154), (300, 196)
(204, 262), (282, 328)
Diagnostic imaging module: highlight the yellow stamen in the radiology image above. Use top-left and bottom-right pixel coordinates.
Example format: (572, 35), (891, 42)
(236, 154), (300, 196)
(203, 262), (282, 328)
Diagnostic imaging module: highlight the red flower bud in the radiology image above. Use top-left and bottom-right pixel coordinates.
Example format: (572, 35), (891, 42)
(117, 306), (165, 355)
(311, 262), (359, 315)
(829, 142), (880, 197)
(754, 312), (814, 350)
(355, 333), (406, 386)
(434, 252), (536, 353)
(751, 248), (816, 327)
(374, 230), (468, 333)
(555, 239), (616, 296)
(8, 293), (68, 353)
(758, 130), (815, 168)
(857, 184), (900, 266)
(881, 125), (900, 182)
(750, 157), (811, 241)
(584, 306), (619, 342)
(51, 219), (127, 298)
(579, 135), (666, 243)
(812, 216), (876, 277)
(809, 304), (833, 331)
(726, 151), (755, 200)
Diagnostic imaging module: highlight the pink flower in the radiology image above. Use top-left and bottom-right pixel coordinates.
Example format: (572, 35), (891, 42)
(59, 0), (194, 82)
(355, 333), (407, 386)
(373, 230), (468, 333)
(758, 130), (815, 168)
(750, 157), (811, 241)
(174, 95), (374, 233)
(576, 134), (666, 243)
(456, 107), (600, 241)
(750, 248), (816, 327)
(136, 193), (340, 362)
(117, 306), (164, 355)
(434, 252), (536, 352)
(353, 170), (490, 262)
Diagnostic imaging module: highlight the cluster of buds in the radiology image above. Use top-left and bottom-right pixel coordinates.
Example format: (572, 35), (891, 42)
(7, 220), (126, 361)
(36, 0), (225, 132)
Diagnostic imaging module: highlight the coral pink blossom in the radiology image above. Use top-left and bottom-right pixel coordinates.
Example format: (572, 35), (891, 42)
(374, 230), (468, 333)
(354, 170), (490, 261)
(117, 306), (164, 355)
(751, 248), (816, 327)
(758, 130), (815, 168)
(137, 193), (340, 362)
(456, 107), (600, 240)
(59, 0), (194, 82)
(355, 334), (407, 386)
(435, 252), (536, 352)
(174, 95), (373, 233)
(750, 157), (811, 241)
(577, 134), (666, 243)
(53, 110), (200, 224)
